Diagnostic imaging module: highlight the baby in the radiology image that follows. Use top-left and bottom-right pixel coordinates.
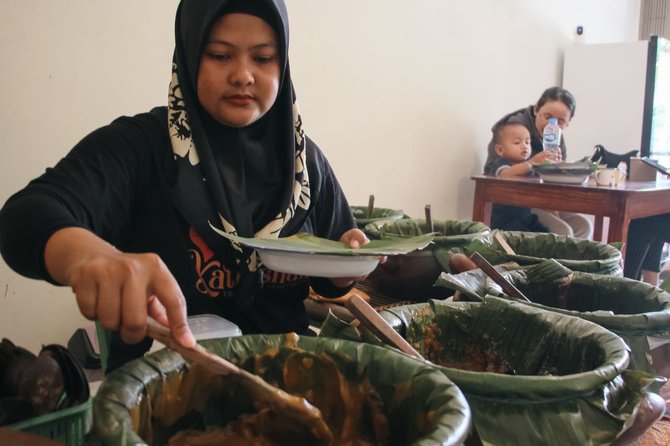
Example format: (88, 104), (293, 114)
(484, 122), (553, 232)
(488, 122), (553, 177)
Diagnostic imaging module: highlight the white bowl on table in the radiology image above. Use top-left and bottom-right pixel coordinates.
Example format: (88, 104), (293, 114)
(532, 162), (594, 184)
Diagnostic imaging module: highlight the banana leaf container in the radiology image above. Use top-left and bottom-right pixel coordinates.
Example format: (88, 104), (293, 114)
(351, 205), (405, 229)
(437, 259), (670, 379)
(472, 230), (623, 276)
(320, 297), (664, 446)
(362, 218), (491, 300)
(84, 334), (471, 446)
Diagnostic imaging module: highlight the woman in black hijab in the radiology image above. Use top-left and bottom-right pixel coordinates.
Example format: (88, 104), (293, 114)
(0, 0), (369, 370)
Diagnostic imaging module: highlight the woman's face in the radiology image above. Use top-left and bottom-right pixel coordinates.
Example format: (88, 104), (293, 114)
(534, 100), (572, 135)
(197, 13), (280, 127)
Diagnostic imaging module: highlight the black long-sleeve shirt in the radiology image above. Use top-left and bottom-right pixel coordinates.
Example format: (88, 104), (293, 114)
(0, 107), (355, 368)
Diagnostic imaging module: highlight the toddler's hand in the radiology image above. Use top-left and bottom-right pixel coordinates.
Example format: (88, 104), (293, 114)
(530, 151), (555, 164)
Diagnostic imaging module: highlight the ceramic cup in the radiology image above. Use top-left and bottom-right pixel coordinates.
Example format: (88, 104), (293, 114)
(595, 168), (624, 186)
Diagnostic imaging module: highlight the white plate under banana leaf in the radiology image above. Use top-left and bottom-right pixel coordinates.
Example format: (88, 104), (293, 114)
(212, 230), (435, 277)
(532, 161), (597, 184)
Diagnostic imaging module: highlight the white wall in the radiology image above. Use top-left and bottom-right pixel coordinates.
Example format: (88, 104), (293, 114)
(563, 41), (650, 161)
(0, 0), (639, 352)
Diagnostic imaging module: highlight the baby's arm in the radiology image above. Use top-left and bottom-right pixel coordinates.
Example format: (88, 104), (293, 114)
(498, 151), (554, 178)
(498, 162), (532, 177)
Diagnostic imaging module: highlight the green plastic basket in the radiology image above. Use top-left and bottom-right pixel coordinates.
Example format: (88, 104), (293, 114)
(8, 398), (92, 446)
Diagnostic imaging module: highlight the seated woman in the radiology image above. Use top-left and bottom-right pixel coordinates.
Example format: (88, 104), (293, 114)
(483, 87), (593, 239)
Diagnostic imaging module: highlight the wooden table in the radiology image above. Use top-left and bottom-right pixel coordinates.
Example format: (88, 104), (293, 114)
(471, 175), (670, 247)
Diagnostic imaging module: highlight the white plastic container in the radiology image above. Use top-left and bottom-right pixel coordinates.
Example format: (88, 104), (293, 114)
(150, 314), (242, 352)
(187, 314), (242, 339)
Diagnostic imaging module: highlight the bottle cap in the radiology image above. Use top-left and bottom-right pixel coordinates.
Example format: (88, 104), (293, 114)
(548, 118), (558, 124)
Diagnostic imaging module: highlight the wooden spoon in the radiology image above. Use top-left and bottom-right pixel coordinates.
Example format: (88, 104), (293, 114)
(493, 231), (516, 255)
(344, 294), (424, 359)
(425, 205), (434, 233)
(469, 252), (531, 303)
(367, 194), (375, 218)
(145, 318), (332, 445)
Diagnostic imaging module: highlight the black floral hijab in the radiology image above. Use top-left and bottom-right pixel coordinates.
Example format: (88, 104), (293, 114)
(167, 0), (310, 275)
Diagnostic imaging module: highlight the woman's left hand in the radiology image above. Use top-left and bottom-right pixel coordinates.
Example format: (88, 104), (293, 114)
(330, 228), (385, 288)
(339, 228), (369, 249)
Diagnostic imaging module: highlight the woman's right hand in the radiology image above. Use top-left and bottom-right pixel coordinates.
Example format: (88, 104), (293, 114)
(44, 227), (195, 348)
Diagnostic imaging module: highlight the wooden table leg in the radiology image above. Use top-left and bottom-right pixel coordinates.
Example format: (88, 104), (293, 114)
(608, 216), (627, 244)
(608, 215), (630, 262)
(593, 216), (604, 243)
(472, 183), (492, 225)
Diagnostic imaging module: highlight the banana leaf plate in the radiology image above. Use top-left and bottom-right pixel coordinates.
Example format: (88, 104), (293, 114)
(211, 230), (435, 278)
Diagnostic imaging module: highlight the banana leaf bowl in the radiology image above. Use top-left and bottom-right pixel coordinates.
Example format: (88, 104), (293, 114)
(85, 334), (471, 446)
(351, 206), (405, 229)
(362, 219), (490, 300)
(437, 259), (670, 380)
(473, 230), (623, 276)
(320, 297), (664, 446)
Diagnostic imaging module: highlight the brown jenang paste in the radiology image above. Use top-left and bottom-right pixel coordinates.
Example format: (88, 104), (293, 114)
(163, 344), (390, 446)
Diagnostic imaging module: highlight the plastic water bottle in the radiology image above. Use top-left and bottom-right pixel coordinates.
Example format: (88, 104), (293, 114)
(542, 118), (561, 160)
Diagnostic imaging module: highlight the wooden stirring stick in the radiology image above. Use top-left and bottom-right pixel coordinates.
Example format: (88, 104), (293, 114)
(345, 294), (424, 359)
(493, 231), (516, 255)
(145, 318), (333, 444)
(425, 205), (434, 233)
(470, 252), (531, 303)
(367, 194), (375, 218)
(146, 318), (243, 376)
